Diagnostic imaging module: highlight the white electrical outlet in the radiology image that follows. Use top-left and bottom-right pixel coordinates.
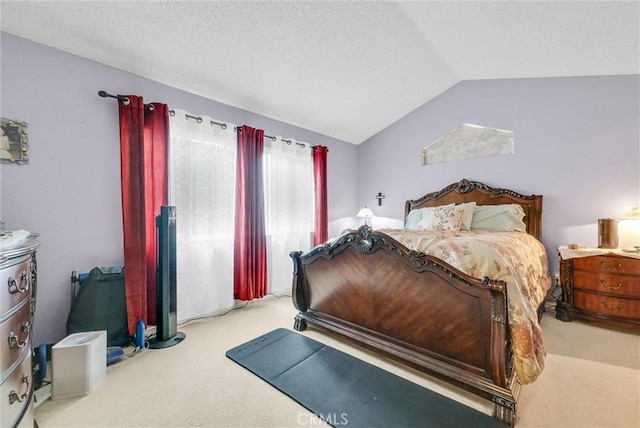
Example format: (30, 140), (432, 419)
(554, 273), (560, 286)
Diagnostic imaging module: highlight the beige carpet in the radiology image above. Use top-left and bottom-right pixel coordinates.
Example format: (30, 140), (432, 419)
(35, 296), (640, 427)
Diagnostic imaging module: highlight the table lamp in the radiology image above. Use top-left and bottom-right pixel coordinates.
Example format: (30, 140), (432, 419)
(622, 207), (640, 220)
(622, 207), (640, 250)
(356, 206), (375, 226)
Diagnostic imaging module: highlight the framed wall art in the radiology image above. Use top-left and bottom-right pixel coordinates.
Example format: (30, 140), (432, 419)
(1, 117), (29, 164)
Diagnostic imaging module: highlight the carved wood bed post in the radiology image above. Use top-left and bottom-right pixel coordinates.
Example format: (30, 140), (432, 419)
(483, 276), (519, 425)
(486, 277), (509, 388)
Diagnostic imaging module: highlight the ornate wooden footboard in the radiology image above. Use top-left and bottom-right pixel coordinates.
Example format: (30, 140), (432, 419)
(290, 179), (544, 426)
(291, 227), (519, 425)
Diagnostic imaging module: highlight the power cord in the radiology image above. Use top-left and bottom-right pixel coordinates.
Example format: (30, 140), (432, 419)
(543, 275), (563, 312)
(124, 295), (288, 349)
(176, 300), (251, 329)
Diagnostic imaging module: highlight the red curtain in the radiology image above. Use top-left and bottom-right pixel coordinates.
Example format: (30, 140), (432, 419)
(234, 125), (267, 300)
(312, 146), (329, 246)
(119, 96), (169, 334)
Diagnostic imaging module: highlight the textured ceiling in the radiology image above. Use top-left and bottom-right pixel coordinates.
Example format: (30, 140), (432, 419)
(1, 1), (638, 144)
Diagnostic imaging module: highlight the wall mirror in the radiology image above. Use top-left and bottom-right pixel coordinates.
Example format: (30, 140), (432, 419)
(422, 123), (514, 165)
(1, 118), (29, 165)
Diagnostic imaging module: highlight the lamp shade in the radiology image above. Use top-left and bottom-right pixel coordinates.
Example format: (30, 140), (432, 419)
(356, 207), (375, 218)
(622, 207), (640, 219)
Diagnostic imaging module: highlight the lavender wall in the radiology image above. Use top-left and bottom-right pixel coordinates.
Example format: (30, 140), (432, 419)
(357, 75), (640, 276)
(0, 33), (358, 345)
(3, 31), (638, 345)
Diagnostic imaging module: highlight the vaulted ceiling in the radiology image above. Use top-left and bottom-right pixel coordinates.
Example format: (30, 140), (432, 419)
(1, 1), (638, 144)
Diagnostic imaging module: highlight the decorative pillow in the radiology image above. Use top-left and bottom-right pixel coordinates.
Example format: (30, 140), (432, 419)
(418, 205), (465, 231)
(405, 204), (454, 230)
(470, 204), (527, 232)
(457, 202), (476, 231)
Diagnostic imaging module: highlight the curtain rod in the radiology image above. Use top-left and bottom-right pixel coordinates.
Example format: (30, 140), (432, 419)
(99, 90), (309, 148)
(98, 90), (155, 110)
(169, 109), (308, 148)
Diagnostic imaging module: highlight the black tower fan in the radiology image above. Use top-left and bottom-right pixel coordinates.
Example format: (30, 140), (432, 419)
(149, 205), (185, 348)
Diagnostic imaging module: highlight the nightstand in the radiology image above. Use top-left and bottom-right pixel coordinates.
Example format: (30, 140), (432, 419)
(555, 246), (640, 330)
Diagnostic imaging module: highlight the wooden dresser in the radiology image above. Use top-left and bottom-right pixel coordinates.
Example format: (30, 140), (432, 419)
(1, 235), (39, 428)
(556, 247), (640, 330)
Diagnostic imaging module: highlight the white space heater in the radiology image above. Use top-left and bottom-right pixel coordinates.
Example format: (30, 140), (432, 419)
(51, 330), (106, 400)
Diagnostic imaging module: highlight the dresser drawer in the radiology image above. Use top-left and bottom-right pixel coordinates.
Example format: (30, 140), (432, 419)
(573, 255), (640, 276)
(0, 299), (31, 378)
(573, 270), (640, 298)
(574, 291), (640, 320)
(0, 352), (32, 428)
(0, 255), (32, 319)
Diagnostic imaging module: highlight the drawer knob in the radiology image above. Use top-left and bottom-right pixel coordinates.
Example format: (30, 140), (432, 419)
(8, 321), (31, 348)
(7, 270), (29, 294)
(8, 374), (29, 404)
(600, 261), (622, 271)
(601, 299), (624, 312)
(600, 280), (623, 290)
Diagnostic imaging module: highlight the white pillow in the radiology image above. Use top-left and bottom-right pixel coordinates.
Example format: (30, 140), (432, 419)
(471, 204), (527, 232)
(418, 205), (465, 231)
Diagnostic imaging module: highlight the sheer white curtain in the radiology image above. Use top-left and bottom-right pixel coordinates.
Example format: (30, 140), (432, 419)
(169, 109), (236, 322)
(264, 137), (314, 295)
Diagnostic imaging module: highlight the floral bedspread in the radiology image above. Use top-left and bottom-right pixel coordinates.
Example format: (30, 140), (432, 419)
(380, 228), (552, 384)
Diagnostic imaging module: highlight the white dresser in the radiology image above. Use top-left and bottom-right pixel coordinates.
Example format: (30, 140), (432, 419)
(1, 235), (39, 428)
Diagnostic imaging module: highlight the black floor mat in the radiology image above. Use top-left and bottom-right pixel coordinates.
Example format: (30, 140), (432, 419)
(226, 328), (506, 428)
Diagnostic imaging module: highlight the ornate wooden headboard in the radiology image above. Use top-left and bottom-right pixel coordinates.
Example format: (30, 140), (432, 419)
(404, 178), (543, 240)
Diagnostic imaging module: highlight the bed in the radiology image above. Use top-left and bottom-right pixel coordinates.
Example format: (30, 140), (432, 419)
(290, 178), (551, 426)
